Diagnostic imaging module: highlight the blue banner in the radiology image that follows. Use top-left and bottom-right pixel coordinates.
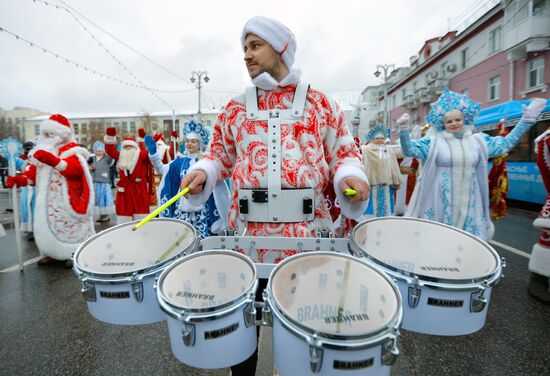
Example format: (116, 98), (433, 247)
(503, 162), (546, 204)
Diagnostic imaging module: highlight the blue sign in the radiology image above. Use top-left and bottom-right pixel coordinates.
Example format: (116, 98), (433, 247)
(505, 162), (546, 204)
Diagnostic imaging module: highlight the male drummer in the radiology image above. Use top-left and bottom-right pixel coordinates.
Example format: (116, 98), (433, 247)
(180, 16), (370, 375)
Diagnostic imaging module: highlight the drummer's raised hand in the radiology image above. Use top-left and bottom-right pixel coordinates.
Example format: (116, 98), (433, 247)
(340, 176), (370, 203)
(180, 170), (207, 196)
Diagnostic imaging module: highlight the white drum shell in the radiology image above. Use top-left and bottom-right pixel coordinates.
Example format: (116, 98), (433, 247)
(272, 316), (390, 376)
(392, 275), (493, 335)
(350, 217), (503, 336)
(86, 276), (164, 325)
(165, 304), (257, 369)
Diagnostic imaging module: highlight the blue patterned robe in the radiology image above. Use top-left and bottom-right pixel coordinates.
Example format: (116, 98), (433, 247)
(159, 156), (222, 239)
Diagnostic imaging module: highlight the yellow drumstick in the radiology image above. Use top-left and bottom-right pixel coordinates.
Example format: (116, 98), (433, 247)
(344, 188), (357, 196)
(132, 187), (190, 231)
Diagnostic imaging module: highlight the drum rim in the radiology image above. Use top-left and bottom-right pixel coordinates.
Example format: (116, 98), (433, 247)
(266, 251), (403, 345)
(157, 249), (258, 318)
(349, 217), (503, 287)
(73, 218), (198, 280)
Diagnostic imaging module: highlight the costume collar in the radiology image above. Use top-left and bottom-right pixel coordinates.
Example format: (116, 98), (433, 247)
(252, 68), (301, 91)
(58, 142), (79, 155)
(440, 126), (473, 140)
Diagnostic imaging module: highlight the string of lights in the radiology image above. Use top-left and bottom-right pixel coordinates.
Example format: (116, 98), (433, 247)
(46, 1), (175, 110)
(0, 26), (195, 96)
(33, 0), (193, 86)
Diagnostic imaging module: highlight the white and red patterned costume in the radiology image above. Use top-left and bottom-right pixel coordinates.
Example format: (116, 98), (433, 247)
(529, 127), (550, 302)
(189, 83), (367, 263)
(11, 114), (95, 260)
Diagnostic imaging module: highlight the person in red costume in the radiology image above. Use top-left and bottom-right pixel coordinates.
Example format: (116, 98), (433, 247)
(488, 120), (509, 220)
(7, 114), (95, 268)
(104, 127), (151, 224)
(529, 126), (550, 304)
(136, 128), (158, 209)
(153, 131), (179, 165)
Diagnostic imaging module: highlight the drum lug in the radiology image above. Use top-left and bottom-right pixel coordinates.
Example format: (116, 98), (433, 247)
(181, 321), (196, 347)
(131, 281), (144, 303)
(381, 335), (400, 366)
(470, 282), (488, 313)
(407, 277), (421, 309)
(308, 334), (324, 373)
(260, 291), (273, 326)
(81, 280), (96, 302)
(243, 301), (256, 328)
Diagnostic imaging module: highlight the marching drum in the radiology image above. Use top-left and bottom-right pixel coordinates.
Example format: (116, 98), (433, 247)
(264, 252), (402, 376)
(73, 218), (198, 325)
(156, 250), (258, 369)
(350, 217), (504, 336)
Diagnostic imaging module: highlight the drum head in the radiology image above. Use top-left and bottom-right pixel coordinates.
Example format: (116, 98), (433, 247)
(159, 251), (256, 310)
(352, 217), (499, 281)
(270, 253), (399, 338)
(75, 219), (196, 276)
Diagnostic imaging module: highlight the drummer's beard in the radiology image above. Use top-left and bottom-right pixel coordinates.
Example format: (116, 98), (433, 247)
(117, 147), (139, 173)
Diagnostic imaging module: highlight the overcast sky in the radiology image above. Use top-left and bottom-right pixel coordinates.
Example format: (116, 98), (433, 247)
(0, 0), (496, 115)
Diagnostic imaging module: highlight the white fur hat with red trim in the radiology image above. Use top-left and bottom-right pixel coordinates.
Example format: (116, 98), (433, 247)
(40, 114), (73, 138)
(241, 16), (296, 70)
(121, 137), (138, 149)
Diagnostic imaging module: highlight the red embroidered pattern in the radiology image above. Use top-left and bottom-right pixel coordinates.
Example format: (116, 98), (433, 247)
(203, 86), (362, 263)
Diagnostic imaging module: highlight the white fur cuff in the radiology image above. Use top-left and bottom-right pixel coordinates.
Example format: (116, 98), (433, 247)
(334, 165), (369, 220)
(529, 243), (550, 277)
(104, 135), (117, 145)
(54, 160), (67, 171)
(187, 159), (221, 206)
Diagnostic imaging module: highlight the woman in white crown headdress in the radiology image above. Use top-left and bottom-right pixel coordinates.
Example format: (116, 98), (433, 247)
(361, 124), (403, 218)
(156, 119), (229, 239)
(398, 89), (546, 241)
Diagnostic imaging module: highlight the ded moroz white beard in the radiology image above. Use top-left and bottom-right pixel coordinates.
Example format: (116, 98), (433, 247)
(156, 141), (168, 158)
(117, 147), (140, 173)
(29, 134), (65, 166)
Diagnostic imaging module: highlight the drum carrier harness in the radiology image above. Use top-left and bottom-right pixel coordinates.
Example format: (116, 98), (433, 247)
(238, 82), (315, 224)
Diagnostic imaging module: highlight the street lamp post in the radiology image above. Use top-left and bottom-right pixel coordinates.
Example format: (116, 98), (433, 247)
(374, 64), (395, 129)
(190, 71), (210, 115)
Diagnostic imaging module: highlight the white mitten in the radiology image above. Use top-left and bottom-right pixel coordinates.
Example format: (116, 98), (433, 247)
(397, 113), (412, 131)
(521, 98), (547, 123)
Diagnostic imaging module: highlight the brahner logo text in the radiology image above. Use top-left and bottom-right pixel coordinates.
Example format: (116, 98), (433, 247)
(176, 291), (215, 301)
(419, 265), (460, 272)
(324, 313), (370, 324)
(102, 262), (135, 267)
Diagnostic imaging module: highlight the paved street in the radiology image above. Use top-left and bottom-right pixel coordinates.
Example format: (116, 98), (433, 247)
(0, 190), (548, 376)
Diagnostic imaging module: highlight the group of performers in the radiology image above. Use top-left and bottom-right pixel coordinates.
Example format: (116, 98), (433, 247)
(4, 15), (549, 338)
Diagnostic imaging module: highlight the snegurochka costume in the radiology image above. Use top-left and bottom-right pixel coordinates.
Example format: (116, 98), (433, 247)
(90, 141), (115, 219)
(399, 89), (546, 242)
(361, 124), (403, 218)
(146, 119), (230, 239)
(186, 17), (368, 264)
(15, 142), (35, 233)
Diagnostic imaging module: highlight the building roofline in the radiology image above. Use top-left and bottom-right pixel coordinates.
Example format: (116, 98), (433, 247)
(386, 3), (503, 96)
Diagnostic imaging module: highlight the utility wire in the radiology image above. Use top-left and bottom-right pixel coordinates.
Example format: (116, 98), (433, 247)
(0, 26), (194, 95)
(32, 0), (193, 86)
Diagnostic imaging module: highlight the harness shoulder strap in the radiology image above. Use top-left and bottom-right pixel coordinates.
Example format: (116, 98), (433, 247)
(245, 86), (258, 120)
(290, 82), (310, 118)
